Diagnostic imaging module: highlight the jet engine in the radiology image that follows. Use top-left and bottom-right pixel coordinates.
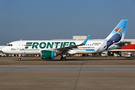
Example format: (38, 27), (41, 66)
(41, 50), (57, 59)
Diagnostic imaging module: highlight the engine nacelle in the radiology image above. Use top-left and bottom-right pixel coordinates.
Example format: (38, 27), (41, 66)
(41, 50), (56, 59)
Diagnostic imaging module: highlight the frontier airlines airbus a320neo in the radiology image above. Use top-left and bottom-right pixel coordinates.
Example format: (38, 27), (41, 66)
(2, 20), (129, 60)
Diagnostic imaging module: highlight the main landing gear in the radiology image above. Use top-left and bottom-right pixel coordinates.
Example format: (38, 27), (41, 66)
(60, 55), (67, 61)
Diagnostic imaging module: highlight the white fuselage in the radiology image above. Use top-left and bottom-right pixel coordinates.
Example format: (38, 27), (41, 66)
(2, 40), (104, 54)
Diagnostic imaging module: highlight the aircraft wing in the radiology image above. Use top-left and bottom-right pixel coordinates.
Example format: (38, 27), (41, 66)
(55, 35), (90, 53)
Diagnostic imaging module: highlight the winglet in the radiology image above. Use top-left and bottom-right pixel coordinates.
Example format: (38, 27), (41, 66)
(82, 35), (90, 44)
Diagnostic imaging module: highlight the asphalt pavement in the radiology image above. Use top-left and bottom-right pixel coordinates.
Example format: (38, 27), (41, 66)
(0, 65), (135, 71)
(0, 56), (135, 90)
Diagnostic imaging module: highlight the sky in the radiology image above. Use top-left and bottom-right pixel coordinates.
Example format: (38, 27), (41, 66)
(0, 0), (135, 45)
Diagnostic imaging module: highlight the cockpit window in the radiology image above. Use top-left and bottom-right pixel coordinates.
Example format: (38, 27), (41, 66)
(8, 44), (12, 46)
(5, 43), (12, 46)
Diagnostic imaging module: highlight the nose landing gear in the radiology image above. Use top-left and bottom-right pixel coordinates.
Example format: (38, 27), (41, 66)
(18, 58), (21, 61)
(18, 54), (21, 61)
(60, 55), (67, 61)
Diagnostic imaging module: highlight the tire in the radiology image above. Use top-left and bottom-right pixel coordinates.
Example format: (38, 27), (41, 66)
(18, 58), (21, 61)
(60, 57), (67, 61)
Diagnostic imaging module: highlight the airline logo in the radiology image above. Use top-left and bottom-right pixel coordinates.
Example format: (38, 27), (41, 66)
(115, 27), (123, 33)
(25, 42), (76, 49)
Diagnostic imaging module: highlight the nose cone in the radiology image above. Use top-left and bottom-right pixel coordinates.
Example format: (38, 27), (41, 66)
(2, 47), (8, 53)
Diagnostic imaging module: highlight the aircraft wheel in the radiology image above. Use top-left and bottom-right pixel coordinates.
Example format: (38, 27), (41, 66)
(61, 57), (67, 61)
(63, 57), (67, 61)
(60, 57), (63, 60)
(18, 58), (21, 61)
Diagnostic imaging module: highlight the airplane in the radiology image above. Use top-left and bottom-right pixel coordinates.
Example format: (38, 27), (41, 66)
(2, 20), (129, 60)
